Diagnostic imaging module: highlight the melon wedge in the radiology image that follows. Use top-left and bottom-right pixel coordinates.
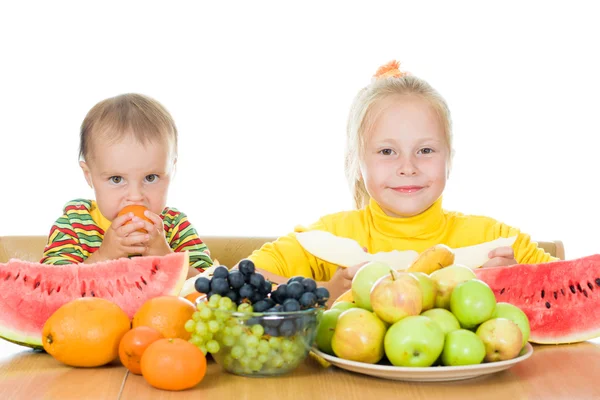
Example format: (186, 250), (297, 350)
(476, 254), (600, 344)
(0, 252), (188, 349)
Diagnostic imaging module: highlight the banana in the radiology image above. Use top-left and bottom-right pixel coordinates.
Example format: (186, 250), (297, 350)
(406, 244), (455, 275)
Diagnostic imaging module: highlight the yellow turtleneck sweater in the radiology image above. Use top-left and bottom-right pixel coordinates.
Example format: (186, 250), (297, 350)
(249, 198), (557, 281)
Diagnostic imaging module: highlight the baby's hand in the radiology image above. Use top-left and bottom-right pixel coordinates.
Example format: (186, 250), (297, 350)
(135, 210), (173, 257)
(482, 246), (517, 268)
(322, 262), (367, 307)
(98, 212), (150, 260)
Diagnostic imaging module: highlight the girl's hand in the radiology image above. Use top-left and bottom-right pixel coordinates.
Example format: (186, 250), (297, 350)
(482, 246), (517, 268)
(95, 213), (149, 261)
(321, 262), (367, 307)
(136, 210), (173, 257)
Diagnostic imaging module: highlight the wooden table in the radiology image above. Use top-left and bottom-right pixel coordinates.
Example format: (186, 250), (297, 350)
(2, 338), (600, 400)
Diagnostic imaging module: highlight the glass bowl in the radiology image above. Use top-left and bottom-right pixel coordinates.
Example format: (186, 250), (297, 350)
(204, 306), (321, 377)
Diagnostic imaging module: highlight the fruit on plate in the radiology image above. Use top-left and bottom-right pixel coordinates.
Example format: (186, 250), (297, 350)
(430, 264), (477, 309)
(351, 261), (392, 311)
(476, 318), (523, 362)
(141, 338), (207, 391)
(384, 315), (445, 367)
(409, 272), (437, 311)
(331, 308), (387, 364)
(332, 289), (354, 306)
(475, 254), (600, 344)
(119, 326), (163, 375)
(117, 204), (152, 232)
(370, 271), (422, 324)
(420, 308), (461, 335)
(42, 298), (130, 367)
(441, 329), (486, 366)
(315, 308), (344, 355)
(132, 296), (195, 340)
(450, 279), (496, 329)
(406, 244), (455, 274)
(492, 302), (530, 348)
(0, 252), (189, 349)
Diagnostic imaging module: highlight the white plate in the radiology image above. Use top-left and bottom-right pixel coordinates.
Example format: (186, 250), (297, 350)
(312, 343), (533, 382)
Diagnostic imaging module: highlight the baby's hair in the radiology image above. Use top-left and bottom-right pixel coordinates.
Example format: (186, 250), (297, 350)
(79, 93), (178, 162)
(344, 61), (453, 209)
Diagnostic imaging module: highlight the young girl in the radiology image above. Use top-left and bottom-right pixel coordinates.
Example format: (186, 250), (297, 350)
(41, 93), (212, 278)
(248, 60), (556, 301)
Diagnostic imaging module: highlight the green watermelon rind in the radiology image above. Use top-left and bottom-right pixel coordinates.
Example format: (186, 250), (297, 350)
(0, 251), (189, 349)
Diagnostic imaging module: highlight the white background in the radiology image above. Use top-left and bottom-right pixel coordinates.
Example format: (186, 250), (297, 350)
(1, 1), (598, 260)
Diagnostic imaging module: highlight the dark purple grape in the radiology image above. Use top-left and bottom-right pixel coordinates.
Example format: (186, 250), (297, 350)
(315, 287), (330, 304)
(249, 273), (265, 289)
(212, 266), (229, 279)
(283, 298), (300, 312)
(253, 299), (272, 313)
(271, 284), (287, 304)
(250, 291), (263, 304)
(301, 278), (317, 293)
(264, 326), (279, 336)
(238, 259), (255, 276)
(239, 284), (254, 300)
(194, 277), (211, 294)
(287, 282), (304, 300)
(211, 277), (229, 295)
(259, 280), (272, 296)
(287, 276), (304, 284)
(228, 270), (245, 289)
(278, 319), (296, 337)
(299, 291), (318, 308)
(225, 290), (238, 303)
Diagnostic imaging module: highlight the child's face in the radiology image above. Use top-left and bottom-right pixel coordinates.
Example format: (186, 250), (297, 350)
(360, 94), (449, 218)
(79, 133), (176, 221)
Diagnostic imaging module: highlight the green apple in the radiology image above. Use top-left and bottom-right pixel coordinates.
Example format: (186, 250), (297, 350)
(476, 318), (523, 362)
(315, 308), (343, 355)
(421, 308), (460, 335)
(410, 272), (437, 311)
(492, 302), (530, 347)
(370, 271), (422, 324)
(450, 279), (496, 329)
(331, 301), (358, 312)
(384, 315), (445, 367)
(351, 261), (393, 311)
(430, 264), (476, 309)
(331, 308), (387, 364)
(441, 329), (486, 366)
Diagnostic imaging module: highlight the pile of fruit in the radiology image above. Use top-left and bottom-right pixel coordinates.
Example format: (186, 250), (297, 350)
(316, 244), (531, 367)
(185, 260), (329, 376)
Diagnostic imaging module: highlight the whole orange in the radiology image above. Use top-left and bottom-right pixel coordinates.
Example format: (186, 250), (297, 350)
(118, 204), (152, 233)
(141, 338), (207, 391)
(42, 298), (131, 367)
(132, 296), (195, 340)
(119, 326), (163, 375)
(184, 292), (206, 304)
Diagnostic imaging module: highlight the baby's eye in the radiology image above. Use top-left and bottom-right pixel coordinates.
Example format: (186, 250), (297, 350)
(418, 148), (434, 155)
(109, 176), (123, 184)
(145, 174), (159, 183)
(379, 148), (395, 156)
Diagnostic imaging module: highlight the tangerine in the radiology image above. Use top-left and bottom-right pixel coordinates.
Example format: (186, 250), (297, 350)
(118, 204), (152, 233)
(119, 326), (163, 375)
(141, 338), (207, 391)
(42, 298), (131, 367)
(132, 296), (195, 340)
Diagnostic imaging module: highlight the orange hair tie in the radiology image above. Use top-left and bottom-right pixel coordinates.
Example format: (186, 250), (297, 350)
(373, 60), (408, 80)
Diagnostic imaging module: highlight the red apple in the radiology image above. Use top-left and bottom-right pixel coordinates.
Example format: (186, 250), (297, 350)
(370, 271), (422, 324)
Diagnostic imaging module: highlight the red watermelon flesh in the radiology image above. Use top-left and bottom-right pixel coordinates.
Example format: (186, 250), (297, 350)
(475, 254), (600, 344)
(0, 252), (189, 349)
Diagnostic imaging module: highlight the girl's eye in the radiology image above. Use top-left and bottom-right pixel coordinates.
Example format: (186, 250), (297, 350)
(109, 176), (122, 184)
(145, 174), (159, 183)
(379, 148), (394, 156)
(419, 148), (434, 155)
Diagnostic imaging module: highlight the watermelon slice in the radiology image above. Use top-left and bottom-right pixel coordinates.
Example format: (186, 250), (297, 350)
(0, 252), (189, 349)
(475, 254), (600, 344)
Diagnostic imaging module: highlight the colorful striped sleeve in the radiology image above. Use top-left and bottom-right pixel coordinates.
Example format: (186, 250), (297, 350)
(162, 208), (213, 271)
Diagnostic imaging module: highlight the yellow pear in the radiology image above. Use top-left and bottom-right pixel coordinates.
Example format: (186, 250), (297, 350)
(407, 244), (455, 275)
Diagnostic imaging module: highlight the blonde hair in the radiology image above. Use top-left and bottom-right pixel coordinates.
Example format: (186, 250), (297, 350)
(79, 93), (178, 162)
(344, 71), (453, 209)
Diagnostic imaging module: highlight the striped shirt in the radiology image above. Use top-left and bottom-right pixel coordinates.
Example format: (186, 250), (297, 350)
(41, 199), (213, 271)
